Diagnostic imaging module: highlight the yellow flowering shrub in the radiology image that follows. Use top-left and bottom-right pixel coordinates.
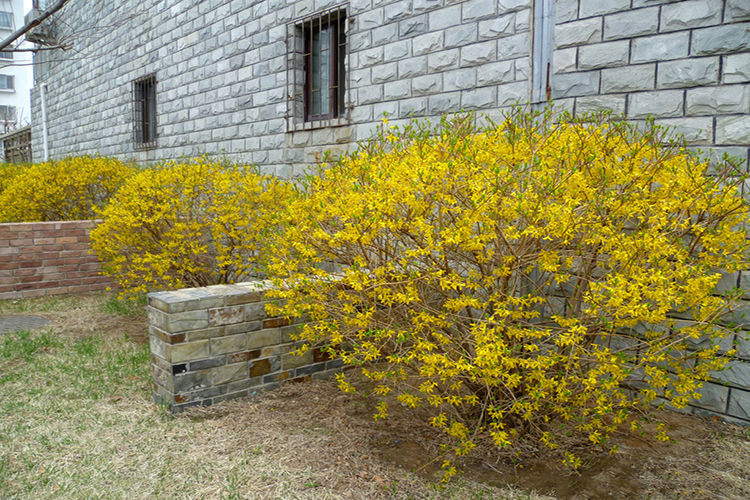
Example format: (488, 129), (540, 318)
(0, 162), (26, 197)
(91, 158), (293, 295)
(0, 156), (135, 223)
(267, 109), (750, 474)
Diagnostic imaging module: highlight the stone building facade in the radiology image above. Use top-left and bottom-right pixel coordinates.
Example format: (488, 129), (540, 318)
(26, 0), (750, 421)
(28, 0), (750, 175)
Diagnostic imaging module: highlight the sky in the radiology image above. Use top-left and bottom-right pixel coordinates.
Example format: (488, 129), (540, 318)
(22, 0), (32, 15)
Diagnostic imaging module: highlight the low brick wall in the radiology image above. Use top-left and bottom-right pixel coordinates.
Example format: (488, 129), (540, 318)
(148, 282), (343, 412)
(0, 220), (116, 300)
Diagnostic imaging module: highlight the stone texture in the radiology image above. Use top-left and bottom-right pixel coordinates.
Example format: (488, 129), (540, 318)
(601, 64), (655, 93)
(578, 40), (629, 70)
(555, 18), (602, 48)
(657, 57), (719, 89)
(654, 117), (713, 144)
(552, 71), (600, 98)
(553, 48), (577, 74)
(716, 116), (750, 145)
(726, 0), (750, 22)
(169, 340), (210, 364)
(691, 24), (750, 56)
(660, 0), (722, 32)
(689, 382), (729, 414)
(579, 0), (630, 18)
(628, 90), (684, 118)
(603, 7), (659, 40)
(575, 94), (626, 115)
(631, 33), (690, 63)
(686, 85), (750, 115)
(724, 54), (750, 84)
(476, 60), (515, 85)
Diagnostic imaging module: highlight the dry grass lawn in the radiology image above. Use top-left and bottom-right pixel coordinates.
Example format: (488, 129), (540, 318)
(1, 292), (749, 500)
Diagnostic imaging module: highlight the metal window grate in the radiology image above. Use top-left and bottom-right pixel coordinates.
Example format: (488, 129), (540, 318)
(287, 6), (349, 132)
(133, 74), (157, 150)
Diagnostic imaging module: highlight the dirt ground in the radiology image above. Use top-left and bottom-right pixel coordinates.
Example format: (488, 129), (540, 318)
(7, 293), (750, 500)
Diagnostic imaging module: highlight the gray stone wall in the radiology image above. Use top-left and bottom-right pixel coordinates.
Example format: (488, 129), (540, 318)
(552, 0), (750, 167)
(148, 282), (342, 411)
(30, 0), (533, 176)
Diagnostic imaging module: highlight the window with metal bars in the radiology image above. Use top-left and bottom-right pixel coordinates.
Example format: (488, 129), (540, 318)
(287, 7), (348, 131)
(133, 74), (157, 149)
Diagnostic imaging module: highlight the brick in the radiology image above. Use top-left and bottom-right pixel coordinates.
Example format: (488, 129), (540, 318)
(628, 90), (684, 119)
(496, 32), (528, 60)
(686, 85), (750, 115)
(461, 87), (496, 109)
(189, 356), (227, 371)
(716, 116), (750, 145)
(728, 389), (750, 421)
(689, 382), (728, 414)
(478, 13), (514, 40)
(553, 48), (576, 73)
(210, 333), (248, 355)
(248, 328), (282, 349)
(461, 40), (496, 66)
(173, 369), (211, 393)
(169, 340), (210, 363)
(654, 117), (713, 145)
(601, 64), (655, 93)
(660, 0), (722, 32)
(578, 0), (629, 18)
(209, 305), (246, 326)
(250, 358), (272, 377)
(476, 60), (515, 85)
(427, 49), (459, 72)
(412, 31), (443, 55)
(726, 0), (750, 22)
(631, 33), (689, 63)
(213, 362), (248, 385)
(692, 24), (750, 56)
(551, 71), (600, 98)
(497, 0), (529, 13)
(725, 54), (750, 84)
(462, 0), (496, 21)
(657, 57), (719, 89)
(282, 349), (313, 370)
(602, 7), (658, 40)
(496, 81), (528, 107)
(445, 24), (478, 48)
(556, 19), (602, 50)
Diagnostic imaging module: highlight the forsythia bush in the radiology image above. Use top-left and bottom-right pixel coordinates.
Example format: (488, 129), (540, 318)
(0, 162), (26, 197)
(0, 156), (135, 222)
(91, 158), (293, 294)
(267, 109), (750, 475)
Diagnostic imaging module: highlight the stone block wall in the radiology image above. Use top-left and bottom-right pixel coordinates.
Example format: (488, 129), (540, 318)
(553, 0), (750, 168)
(148, 282), (343, 411)
(0, 220), (116, 300)
(29, 0), (534, 175)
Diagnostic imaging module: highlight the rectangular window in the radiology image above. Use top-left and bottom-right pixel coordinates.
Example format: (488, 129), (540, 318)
(0, 12), (11, 29)
(287, 7), (348, 131)
(132, 74), (157, 149)
(0, 75), (14, 90)
(532, 0), (555, 102)
(0, 51), (13, 60)
(0, 105), (16, 122)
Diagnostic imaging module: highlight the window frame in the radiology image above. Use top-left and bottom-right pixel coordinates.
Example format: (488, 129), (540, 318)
(132, 74), (157, 150)
(0, 74), (14, 90)
(287, 6), (349, 132)
(0, 12), (12, 30)
(0, 51), (13, 60)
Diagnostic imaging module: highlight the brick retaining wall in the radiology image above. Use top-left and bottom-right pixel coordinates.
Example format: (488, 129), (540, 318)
(0, 220), (117, 300)
(148, 282), (343, 412)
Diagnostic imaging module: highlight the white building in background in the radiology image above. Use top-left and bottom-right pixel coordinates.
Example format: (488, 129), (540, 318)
(0, 0), (32, 134)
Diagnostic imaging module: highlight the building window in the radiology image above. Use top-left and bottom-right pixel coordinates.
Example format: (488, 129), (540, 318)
(532, 0), (554, 102)
(287, 7), (348, 131)
(0, 74), (14, 90)
(0, 105), (16, 122)
(0, 51), (12, 60)
(133, 74), (157, 149)
(0, 12), (12, 29)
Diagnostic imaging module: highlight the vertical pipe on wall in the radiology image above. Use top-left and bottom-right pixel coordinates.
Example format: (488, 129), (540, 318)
(40, 82), (48, 161)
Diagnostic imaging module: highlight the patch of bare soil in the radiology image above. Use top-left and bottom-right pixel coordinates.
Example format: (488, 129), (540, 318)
(183, 375), (750, 500)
